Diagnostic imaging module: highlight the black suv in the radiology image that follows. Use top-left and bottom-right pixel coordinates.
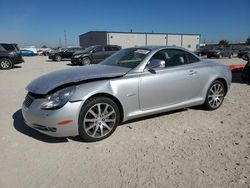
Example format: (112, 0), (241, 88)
(0, 43), (24, 70)
(49, 47), (84, 61)
(207, 47), (233, 59)
(71, 45), (121, 65)
(195, 48), (209, 56)
(238, 47), (250, 58)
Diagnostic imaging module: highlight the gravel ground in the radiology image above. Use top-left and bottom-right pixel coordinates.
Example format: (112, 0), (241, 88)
(0, 56), (249, 188)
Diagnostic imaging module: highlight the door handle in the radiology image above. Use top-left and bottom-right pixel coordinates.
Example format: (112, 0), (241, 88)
(188, 70), (197, 75)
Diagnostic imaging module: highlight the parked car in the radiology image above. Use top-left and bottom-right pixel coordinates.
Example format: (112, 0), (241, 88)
(71, 45), (121, 65)
(21, 50), (34, 56)
(238, 47), (250, 58)
(22, 46), (231, 142)
(242, 52), (250, 61)
(0, 43), (24, 70)
(207, 48), (233, 59)
(21, 46), (38, 55)
(241, 57), (250, 82)
(49, 47), (84, 61)
(195, 48), (209, 56)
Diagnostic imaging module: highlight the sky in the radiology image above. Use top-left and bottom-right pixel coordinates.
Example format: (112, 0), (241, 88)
(0, 0), (249, 47)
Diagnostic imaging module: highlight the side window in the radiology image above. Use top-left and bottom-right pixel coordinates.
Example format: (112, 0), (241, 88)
(185, 52), (200, 63)
(165, 49), (188, 67)
(1, 44), (15, 51)
(66, 48), (74, 52)
(150, 49), (200, 69)
(151, 49), (188, 68)
(94, 47), (103, 53)
(104, 46), (113, 51)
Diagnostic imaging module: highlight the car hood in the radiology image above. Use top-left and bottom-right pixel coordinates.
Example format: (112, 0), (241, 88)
(26, 64), (131, 94)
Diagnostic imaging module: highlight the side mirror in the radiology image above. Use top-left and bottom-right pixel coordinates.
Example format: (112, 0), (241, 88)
(147, 59), (165, 70)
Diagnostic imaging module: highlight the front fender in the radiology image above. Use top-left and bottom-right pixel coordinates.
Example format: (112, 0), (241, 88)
(70, 80), (113, 102)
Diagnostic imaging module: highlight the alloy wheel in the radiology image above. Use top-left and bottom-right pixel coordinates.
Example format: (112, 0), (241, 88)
(0, 59), (12, 69)
(207, 83), (224, 109)
(83, 103), (116, 138)
(82, 57), (91, 65)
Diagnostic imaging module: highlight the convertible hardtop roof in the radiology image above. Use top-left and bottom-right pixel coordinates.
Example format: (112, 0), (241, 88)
(129, 46), (189, 51)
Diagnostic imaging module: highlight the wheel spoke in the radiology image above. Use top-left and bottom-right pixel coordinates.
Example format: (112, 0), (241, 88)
(103, 110), (115, 118)
(92, 126), (99, 136)
(84, 118), (96, 122)
(209, 98), (214, 103)
(103, 104), (109, 114)
(86, 123), (96, 131)
(100, 126), (104, 136)
(103, 122), (111, 131)
(89, 109), (97, 118)
(217, 97), (222, 103)
(208, 94), (214, 98)
(105, 118), (116, 123)
(97, 103), (101, 116)
(218, 87), (223, 93)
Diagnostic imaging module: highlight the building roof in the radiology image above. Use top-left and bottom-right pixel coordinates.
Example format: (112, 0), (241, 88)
(80, 31), (200, 37)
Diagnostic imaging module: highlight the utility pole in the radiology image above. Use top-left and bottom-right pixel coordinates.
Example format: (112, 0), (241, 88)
(64, 29), (67, 47)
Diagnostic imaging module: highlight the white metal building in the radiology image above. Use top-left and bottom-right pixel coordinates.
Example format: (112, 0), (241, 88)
(79, 31), (200, 51)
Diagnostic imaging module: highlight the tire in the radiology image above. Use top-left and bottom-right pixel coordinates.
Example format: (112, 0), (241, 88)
(229, 54), (232, 59)
(81, 57), (91, 66)
(0, 58), (13, 70)
(54, 55), (61, 62)
(207, 56), (211, 59)
(78, 97), (120, 142)
(204, 80), (225, 110)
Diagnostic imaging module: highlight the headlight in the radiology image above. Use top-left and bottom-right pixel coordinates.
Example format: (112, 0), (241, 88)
(216, 52), (220, 54)
(74, 54), (82, 58)
(41, 86), (76, 110)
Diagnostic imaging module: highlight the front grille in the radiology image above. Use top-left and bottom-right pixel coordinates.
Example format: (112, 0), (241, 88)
(23, 94), (34, 108)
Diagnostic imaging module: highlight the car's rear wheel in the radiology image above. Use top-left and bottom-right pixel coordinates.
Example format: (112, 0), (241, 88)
(229, 54), (232, 59)
(204, 80), (225, 110)
(54, 55), (61, 62)
(78, 97), (120, 142)
(0, 58), (13, 70)
(81, 57), (91, 66)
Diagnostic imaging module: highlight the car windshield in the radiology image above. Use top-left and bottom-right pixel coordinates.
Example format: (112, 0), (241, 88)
(100, 48), (151, 68)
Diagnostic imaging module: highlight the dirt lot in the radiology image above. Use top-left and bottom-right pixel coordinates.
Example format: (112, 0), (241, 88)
(0, 56), (249, 188)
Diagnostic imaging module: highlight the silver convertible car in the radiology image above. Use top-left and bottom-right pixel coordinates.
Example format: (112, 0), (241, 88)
(22, 46), (232, 142)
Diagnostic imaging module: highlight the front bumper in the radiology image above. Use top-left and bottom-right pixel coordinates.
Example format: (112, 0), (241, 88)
(71, 57), (82, 65)
(48, 55), (54, 60)
(22, 98), (83, 137)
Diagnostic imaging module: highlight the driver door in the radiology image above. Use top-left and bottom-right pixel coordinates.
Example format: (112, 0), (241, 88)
(139, 49), (201, 110)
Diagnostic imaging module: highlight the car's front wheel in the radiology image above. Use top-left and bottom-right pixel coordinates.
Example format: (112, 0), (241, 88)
(78, 97), (120, 142)
(81, 57), (91, 66)
(204, 80), (225, 110)
(54, 55), (61, 62)
(0, 58), (13, 70)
